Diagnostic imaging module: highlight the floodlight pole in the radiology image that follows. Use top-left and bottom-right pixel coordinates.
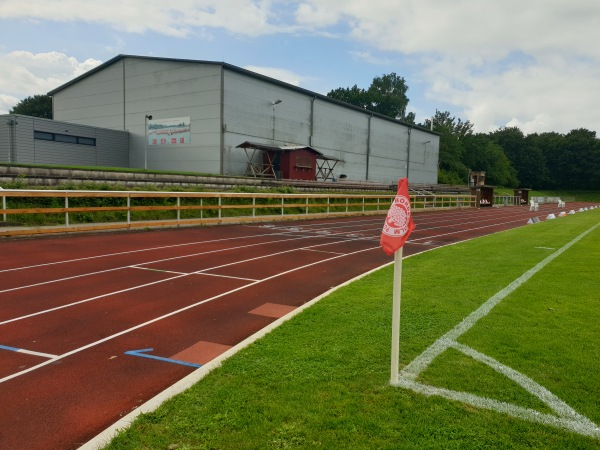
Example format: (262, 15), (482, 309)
(271, 99), (282, 141)
(144, 114), (152, 170)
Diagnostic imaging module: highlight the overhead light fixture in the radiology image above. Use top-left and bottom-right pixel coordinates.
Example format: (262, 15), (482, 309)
(271, 99), (282, 105)
(144, 114), (153, 170)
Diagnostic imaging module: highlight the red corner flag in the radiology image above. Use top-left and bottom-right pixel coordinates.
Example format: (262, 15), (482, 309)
(380, 178), (415, 255)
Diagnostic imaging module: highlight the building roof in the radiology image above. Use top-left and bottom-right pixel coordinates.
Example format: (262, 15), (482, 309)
(47, 54), (439, 136)
(236, 141), (341, 161)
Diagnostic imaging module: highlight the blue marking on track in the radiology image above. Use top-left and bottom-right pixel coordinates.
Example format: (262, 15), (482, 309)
(0, 344), (21, 352)
(124, 348), (202, 368)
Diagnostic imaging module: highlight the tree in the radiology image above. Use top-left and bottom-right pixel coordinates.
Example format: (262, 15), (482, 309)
(426, 110), (473, 185)
(563, 128), (600, 189)
(327, 72), (415, 122)
(491, 127), (548, 189)
(326, 85), (370, 110)
(463, 133), (518, 187)
(9, 95), (53, 119)
(529, 132), (565, 189)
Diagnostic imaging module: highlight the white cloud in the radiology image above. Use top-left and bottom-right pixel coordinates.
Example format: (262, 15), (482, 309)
(293, 0), (600, 133)
(2, 1), (600, 134)
(0, 0), (280, 38)
(244, 65), (306, 86)
(0, 51), (102, 114)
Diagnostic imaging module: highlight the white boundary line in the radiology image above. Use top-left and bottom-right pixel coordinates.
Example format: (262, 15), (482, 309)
(13, 209), (596, 447)
(80, 217), (599, 449)
(80, 254), (392, 450)
(396, 220), (600, 438)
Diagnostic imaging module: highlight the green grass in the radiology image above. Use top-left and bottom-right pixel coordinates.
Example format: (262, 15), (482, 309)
(101, 211), (598, 448)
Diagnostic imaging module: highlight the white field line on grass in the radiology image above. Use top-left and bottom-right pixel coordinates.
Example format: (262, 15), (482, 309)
(395, 220), (600, 438)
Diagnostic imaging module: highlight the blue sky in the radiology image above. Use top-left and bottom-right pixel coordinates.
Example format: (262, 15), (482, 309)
(1, 0), (599, 135)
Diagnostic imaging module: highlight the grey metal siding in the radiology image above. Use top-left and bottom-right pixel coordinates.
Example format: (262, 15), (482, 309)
(121, 58), (222, 173)
(311, 101), (369, 181)
(0, 121), (7, 162)
(96, 129), (129, 167)
(53, 60), (126, 130)
(47, 55), (439, 184)
(222, 69), (312, 175)
(0, 114), (128, 168)
(369, 118), (410, 182)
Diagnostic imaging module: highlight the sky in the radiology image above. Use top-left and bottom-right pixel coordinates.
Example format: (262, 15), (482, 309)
(1, 0), (599, 136)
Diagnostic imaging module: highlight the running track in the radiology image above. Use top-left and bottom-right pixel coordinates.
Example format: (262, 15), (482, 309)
(0, 202), (592, 449)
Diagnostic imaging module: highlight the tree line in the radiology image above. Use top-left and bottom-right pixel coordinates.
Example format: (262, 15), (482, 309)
(328, 75), (600, 190)
(10, 85), (600, 190)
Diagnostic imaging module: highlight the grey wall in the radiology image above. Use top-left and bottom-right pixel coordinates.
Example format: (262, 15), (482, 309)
(50, 55), (440, 184)
(222, 67), (439, 184)
(54, 58), (222, 173)
(0, 115), (128, 167)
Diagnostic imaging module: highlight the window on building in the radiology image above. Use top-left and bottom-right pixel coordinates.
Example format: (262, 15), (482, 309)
(33, 131), (54, 141)
(55, 134), (77, 144)
(34, 131), (96, 146)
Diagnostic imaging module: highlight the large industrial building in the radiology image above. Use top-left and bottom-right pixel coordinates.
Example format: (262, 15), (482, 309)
(2, 54), (440, 185)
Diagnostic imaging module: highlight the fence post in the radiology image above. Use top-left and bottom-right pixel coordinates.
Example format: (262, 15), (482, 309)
(281, 196), (284, 216)
(253, 196), (256, 218)
(2, 193), (6, 222)
(218, 196), (222, 219)
(65, 195), (69, 226)
(177, 196), (181, 221)
(127, 194), (131, 224)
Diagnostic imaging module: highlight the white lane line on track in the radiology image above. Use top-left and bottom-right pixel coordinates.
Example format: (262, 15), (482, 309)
(0, 273), (190, 326)
(192, 273), (259, 282)
(0, 233), (346, 295)
(130, 267), (188, 275)
(0, 230), (333, 274)
(332, 215), (536, 244)
(0, 243), (381, 384)
(302, 248), (346, 255)
(262, 208), (539, 240)
(0, 237), (360, 325)
(0, 344), (58, 359)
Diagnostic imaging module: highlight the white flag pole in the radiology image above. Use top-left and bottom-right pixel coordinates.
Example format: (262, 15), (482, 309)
(390, 246), (403, 385)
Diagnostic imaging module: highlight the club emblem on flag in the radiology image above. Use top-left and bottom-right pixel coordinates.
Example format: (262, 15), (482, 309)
(380, 178), (415, 255)
(382, 196), (411, 238)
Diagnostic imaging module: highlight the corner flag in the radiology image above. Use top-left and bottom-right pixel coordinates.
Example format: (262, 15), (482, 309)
(381, 178), (415, 385)
(381, 178), (415, 255)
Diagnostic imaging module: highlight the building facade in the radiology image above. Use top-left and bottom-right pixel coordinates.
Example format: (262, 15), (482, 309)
(15, 54), (439, 184)
(0, 114), (128, 168)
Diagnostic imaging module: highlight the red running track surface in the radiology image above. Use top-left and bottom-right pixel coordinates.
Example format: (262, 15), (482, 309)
(0, 203), (591, 449)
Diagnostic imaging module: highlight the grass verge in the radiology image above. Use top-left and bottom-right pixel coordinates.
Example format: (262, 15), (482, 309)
(105, 210), (600, 449)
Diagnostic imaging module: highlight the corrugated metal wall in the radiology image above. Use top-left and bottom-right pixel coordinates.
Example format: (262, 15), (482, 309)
(0, 115), (128, 167)
(223, 67), (439, 184)
(49, 56), (440, 184)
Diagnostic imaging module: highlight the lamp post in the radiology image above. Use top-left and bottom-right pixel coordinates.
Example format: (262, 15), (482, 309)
(271, 99), (282, 141)
(144, 114), (152, 170)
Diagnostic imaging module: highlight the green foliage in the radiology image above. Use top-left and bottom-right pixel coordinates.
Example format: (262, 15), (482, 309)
(327, 72), (415, 121)
(463, 133), (518, 187)
(9, 94), (53, 119)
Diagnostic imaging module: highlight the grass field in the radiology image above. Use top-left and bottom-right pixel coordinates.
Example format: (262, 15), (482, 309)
(105, 210), (600, 449)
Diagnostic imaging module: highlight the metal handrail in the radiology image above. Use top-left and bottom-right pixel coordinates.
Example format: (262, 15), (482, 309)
(0, 189), (477, 237)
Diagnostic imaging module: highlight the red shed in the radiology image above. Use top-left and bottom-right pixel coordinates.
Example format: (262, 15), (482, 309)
(237, 141), (338, 181)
